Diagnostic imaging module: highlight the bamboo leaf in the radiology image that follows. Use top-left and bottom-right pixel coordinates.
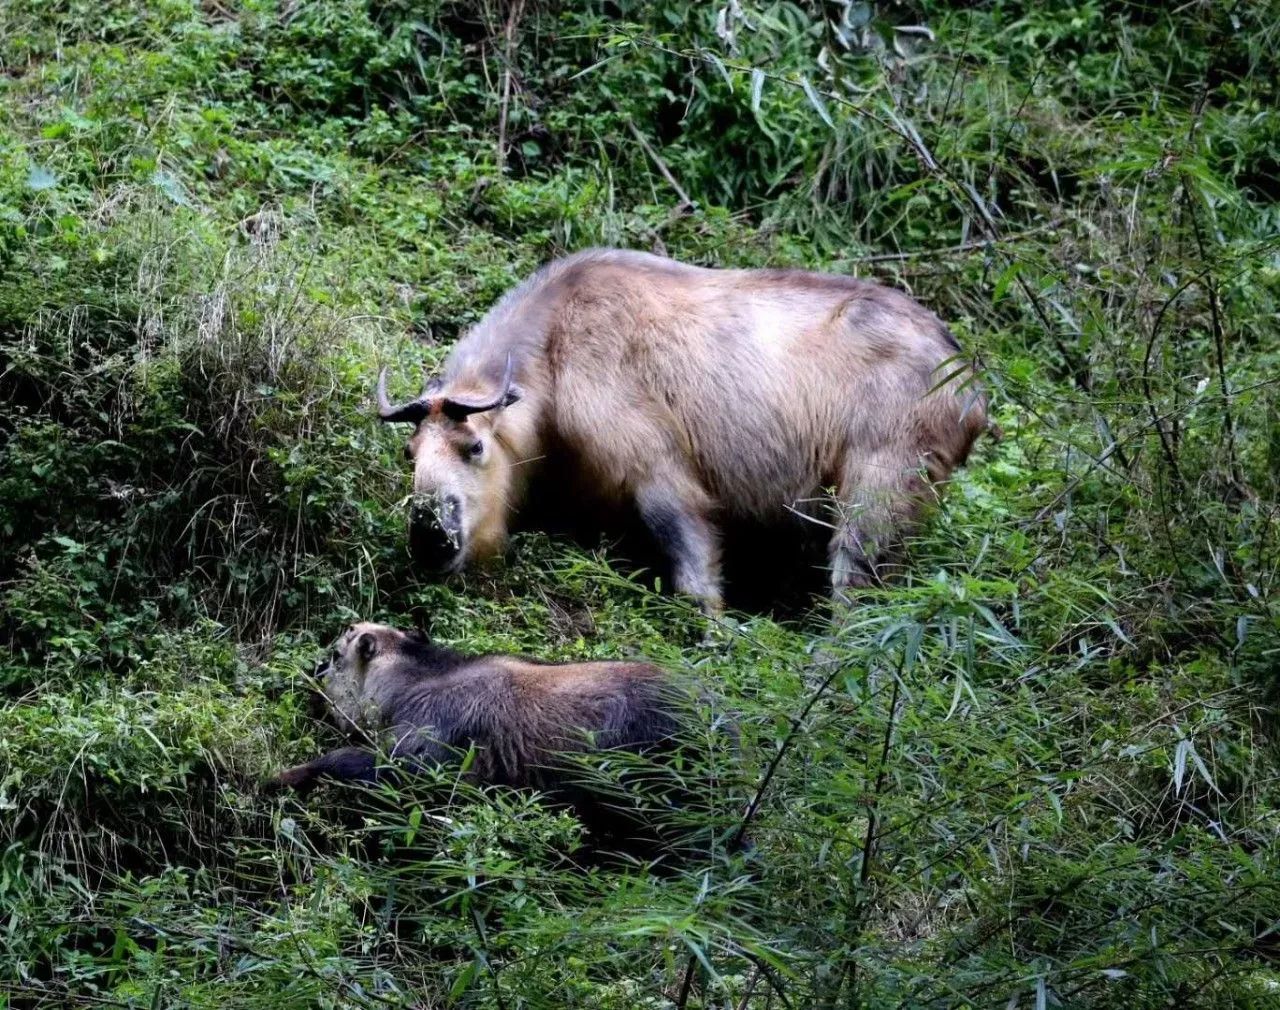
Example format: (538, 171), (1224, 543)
(800, 75), (834, 128)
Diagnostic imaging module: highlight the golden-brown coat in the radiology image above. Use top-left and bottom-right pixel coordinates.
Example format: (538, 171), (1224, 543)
(378, 249), (988, 609)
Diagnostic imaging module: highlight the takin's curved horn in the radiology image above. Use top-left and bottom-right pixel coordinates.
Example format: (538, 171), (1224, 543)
(440, 353), (521, 422)
(375, 367), (433, 424)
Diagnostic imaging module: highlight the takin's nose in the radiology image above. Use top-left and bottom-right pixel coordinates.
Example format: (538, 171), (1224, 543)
(407, 493), (464, 571)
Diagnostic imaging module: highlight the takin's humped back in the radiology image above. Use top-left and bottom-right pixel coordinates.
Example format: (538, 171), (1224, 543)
(273, 622), (745, 860)
(376, 248), (990, 611)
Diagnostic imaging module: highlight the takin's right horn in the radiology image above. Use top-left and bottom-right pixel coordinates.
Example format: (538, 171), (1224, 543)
(439, 353), (521, 421)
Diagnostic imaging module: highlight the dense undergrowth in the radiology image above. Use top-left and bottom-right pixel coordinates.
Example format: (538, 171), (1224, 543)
(2, 1), (1279, 1006)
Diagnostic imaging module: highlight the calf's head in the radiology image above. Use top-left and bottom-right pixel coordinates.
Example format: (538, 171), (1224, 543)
(312, 621), (403, 734)
(376, 357), (522, 572)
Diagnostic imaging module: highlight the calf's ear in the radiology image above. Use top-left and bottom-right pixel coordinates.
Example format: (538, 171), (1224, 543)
(356, 632), (379, 663)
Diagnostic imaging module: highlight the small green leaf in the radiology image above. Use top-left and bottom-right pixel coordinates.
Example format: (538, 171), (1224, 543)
(800, 75), (834, 128)
(153, 170), (191, 207)
(750, 68), (764, 113)
(993, 261), (1022, 302)
(706, 52), (733, 90)
(404, 805), (423, 845)
(1173, 738), (1190, 794)
(26, 165), (57, 191)
(449, 961), (478, 999)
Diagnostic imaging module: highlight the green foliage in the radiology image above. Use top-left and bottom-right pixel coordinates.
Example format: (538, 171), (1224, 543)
(2, 0), (1279, 1007)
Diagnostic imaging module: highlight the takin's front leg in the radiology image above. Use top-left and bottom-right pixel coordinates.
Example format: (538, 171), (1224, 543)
(829, 445), (931, 601)
(635, 477), (724, 615)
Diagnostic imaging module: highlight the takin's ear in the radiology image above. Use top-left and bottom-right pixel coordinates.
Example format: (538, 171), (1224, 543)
(355, 632), (379, 664)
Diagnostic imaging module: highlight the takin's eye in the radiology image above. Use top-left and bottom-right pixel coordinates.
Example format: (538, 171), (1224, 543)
(464, 439), (484, 462)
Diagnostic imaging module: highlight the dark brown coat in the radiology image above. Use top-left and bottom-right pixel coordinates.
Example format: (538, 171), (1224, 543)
(273, 622), (738, 856)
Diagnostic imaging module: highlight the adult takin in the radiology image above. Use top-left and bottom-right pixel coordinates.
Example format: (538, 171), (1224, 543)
(376, 248), (989, 611)
(272, 622), (740, 857)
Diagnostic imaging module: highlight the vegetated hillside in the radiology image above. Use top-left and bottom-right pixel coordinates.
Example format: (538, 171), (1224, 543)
(2, 1), (1278, 1007)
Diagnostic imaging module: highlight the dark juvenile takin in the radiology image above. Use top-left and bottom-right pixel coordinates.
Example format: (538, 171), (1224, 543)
(273, 622), (738, 854)
(376, 247), (990, 611)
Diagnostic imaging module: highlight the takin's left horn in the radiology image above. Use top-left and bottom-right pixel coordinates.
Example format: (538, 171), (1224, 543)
(375, 367), (432, 424)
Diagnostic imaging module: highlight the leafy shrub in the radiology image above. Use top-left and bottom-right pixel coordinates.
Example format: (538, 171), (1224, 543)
(1, 1), (1278, 1007)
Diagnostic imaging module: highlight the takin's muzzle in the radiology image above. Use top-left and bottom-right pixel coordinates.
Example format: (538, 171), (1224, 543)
(407, 491), (464, 571)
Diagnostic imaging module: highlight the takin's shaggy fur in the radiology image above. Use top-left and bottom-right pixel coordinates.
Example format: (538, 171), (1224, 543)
(377, 248), (990, 611)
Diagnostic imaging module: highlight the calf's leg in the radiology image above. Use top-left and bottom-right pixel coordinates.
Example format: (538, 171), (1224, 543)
(272, 747), (380, 792)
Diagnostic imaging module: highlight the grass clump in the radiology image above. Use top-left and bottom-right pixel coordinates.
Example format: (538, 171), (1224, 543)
(2, 1), (1279, 1007)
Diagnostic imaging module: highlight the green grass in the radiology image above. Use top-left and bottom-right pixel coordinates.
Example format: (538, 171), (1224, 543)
(2, 1), (1279, 1007)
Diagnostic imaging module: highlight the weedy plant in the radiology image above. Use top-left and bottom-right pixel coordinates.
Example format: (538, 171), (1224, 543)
(1, 0), (1278, 1007)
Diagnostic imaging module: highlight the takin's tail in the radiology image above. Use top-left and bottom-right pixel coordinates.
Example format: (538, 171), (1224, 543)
(949, 384), (995, 470)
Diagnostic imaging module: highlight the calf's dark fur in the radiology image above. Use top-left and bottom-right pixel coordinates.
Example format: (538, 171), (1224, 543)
(273, 622), (740, 860)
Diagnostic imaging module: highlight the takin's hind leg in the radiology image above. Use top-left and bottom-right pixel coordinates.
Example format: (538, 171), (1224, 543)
(828, 445), (932, 601)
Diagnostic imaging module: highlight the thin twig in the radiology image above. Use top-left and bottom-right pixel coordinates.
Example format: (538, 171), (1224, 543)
(854, 219), (1063, 264)
(1140, 273), (1198, 492)
(626, 120), (694, 211)
(495, 0), (525, 173)
(1184, 191), (1247, 496)
(746, 953), (795, 1010)
(470, 902), (509, 1010)
(677, 656), (850, 1010)
(836, 661), (903, 1005)
(735, 964), (763, 1010)
(730, 657), (851, 852)
(860, 670), (902, 891)
(675, 956), (698, 1009)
